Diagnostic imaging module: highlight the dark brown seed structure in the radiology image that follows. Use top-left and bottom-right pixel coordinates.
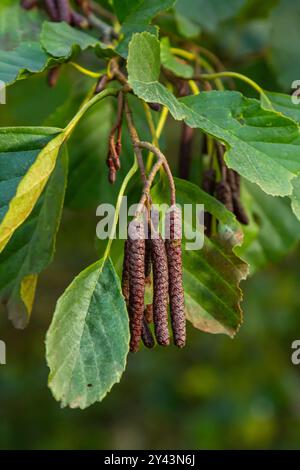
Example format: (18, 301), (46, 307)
(56, 0), (71, 22)
(215, 181), (234, 212)
(151, 234), (170, 346)
(128, 220), (146, 353)
(141, 317), (155, 349)
(165, 208), (186, 348)
(121, 240), (130, 305)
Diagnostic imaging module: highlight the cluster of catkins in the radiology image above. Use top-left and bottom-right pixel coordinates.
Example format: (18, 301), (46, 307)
(21, 0), (90, 26)
(122, 207), (185, 352)
(202, 142), (249, 235)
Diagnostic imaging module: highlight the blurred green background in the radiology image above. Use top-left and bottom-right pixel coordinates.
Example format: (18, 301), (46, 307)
(1, 0), (300, 450)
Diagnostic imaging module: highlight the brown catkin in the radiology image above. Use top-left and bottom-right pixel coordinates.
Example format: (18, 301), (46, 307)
(21, 0), (37, 9)
(144, 238), (152, 284)
(56, 0), (71, 22)
(128, 220), (146, 352)
(165, 208), (186, 348)
(144, 303), (153, 323)
(47, 66), (60, 87)
(151, 234), (170, 346)
(121, 240), (130, 305)
(227, 170), (249, 225)
(202, 169), (216, 237)
(44, 0), (59, 20)
(215, 181), (234, 212)
(141, 317), (155, 348)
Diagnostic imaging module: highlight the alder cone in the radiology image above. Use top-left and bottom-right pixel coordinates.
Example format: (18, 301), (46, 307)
(165, 208), (186, 348)
(128, 220), (146, 352)
(151, 234), (170, 346)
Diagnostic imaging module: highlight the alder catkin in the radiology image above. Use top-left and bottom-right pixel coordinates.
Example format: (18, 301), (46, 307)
(151, 234), (170, 346)
(165, 208), (186, 348)
(21, 0), (37, 9)
(121, 240), (130, 305)
(141, 316), (155, 349)
(128, 220), (146, 353)
(144, 238), (152, 285)
(45, 0), (59, 20)
(202, 169), (216, 237)
(144, 303), (153, 324)
(215, 181), (234, 212)
(227, 170), (249, 225)
(56, 0), (71, 22)
(47, 66), (60, 87)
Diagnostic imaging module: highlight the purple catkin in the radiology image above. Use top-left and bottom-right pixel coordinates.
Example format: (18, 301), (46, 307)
(56, 0), (71, 22)
(44, 0), (59, 20)
(151, 234), (170, 346)
(165, 207), (186, 348)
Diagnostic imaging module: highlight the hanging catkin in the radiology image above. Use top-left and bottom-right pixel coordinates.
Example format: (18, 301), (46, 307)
(215, 181), (234, 212)
(227, 170), (249, 225)
(121, 240), (130, 305)
(144, 238), (152, 285)
(165, 207), (186, 348)
(141, 315), (155, 349)
(127, 219), (146, 352)
(151, 233), (170, 346)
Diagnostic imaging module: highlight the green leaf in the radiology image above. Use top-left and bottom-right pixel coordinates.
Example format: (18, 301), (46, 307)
(46, 257), (129, 409)
(113, 0), (143, 23)
(152, 176), (248, 337)
(0, 148), (68, 328)
(40, 21), (112, 59)
(0, 2), (45, 50)
(175, 0), (247, 32)
(181, 91), (300, 198)
(174, 11), (201, 39)
(266, 91), (300, 126)
(0, 127), (65, 253)
(160, 38), (194, 78)
(117, 0), (176, 56)
(127, 32), (186, 120)
(236, 182), (300, 272)
(270, 0), (300, 90)
(0, 42), (56, 86)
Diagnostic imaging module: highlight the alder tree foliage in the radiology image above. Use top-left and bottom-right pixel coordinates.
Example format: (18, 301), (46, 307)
(0, 0), (300, 409)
